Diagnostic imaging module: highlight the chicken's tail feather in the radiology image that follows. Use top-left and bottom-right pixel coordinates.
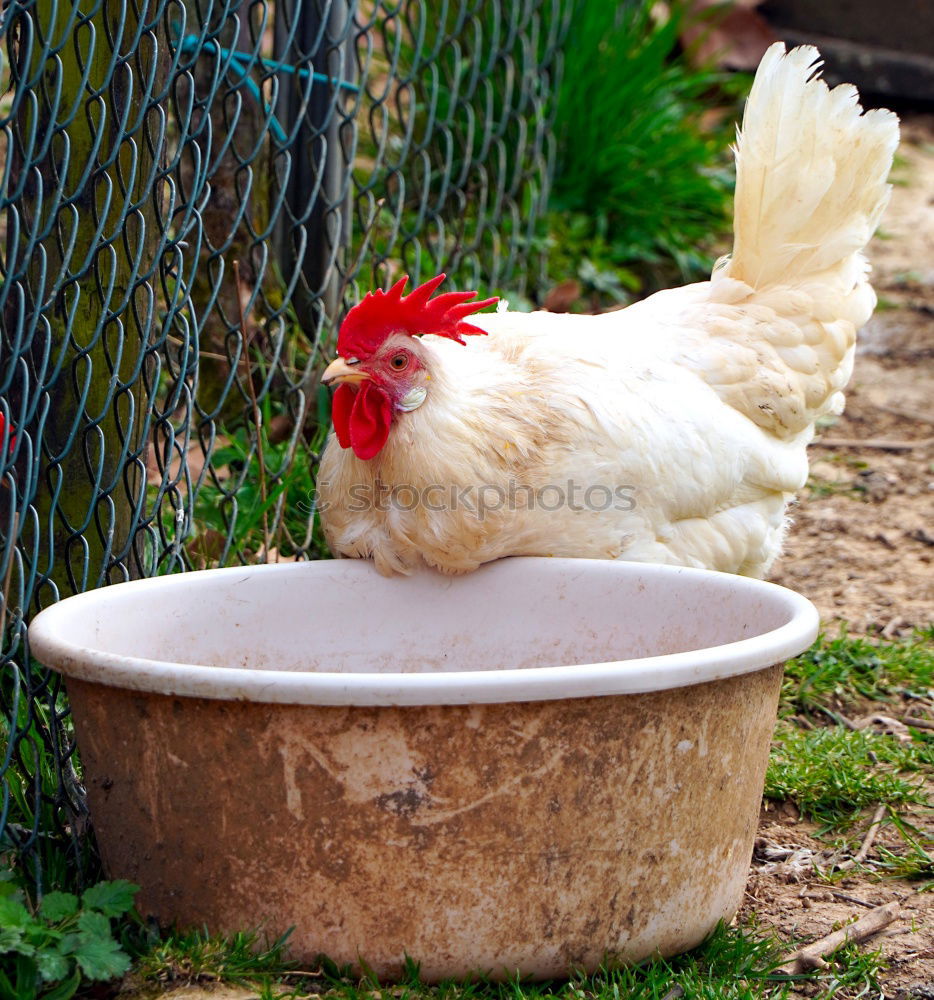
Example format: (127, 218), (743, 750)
(697, 44), (898, 439)
(724, 43), (898, 293)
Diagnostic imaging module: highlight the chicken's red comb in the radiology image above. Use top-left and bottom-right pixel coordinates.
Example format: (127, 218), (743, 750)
(337, 274), (498, 359)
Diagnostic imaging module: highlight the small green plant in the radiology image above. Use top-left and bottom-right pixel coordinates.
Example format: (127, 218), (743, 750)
(540, 212), (644, 312)
(803, 474), (867, 501)
(809, 939), (887, 998)
(0, 875), (137, 1000)
(765, 723), (933, 829)
(0, 665), (97, 895)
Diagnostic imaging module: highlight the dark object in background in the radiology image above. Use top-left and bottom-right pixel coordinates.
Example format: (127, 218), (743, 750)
(760, 0), (934, 104)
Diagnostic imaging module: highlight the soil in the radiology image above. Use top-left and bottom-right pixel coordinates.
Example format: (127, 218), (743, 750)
(743, 807), (934, 998)
(745, 113), (934, 998)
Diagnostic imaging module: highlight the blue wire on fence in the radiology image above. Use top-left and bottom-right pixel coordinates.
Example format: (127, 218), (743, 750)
(175, 34), (360, 144)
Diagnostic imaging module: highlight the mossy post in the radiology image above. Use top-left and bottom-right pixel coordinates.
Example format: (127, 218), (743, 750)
(17, 0), (168, 606)
(274, 0), (354, 329)
(182, 0), (268, 420)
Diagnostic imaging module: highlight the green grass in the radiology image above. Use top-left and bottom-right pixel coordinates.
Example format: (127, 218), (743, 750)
(874, 813), (934, 888)
(780, 628), (934, 717)
(126, 922), (813, 999)
(123, 919), (897, 1000)
(546, 0), (748, 306)
(768, 631), (934, 880)
(765, 724), (933, 829)
(131, 926), (296, 989)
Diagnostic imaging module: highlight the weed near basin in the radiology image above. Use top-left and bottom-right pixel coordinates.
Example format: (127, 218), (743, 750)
(0, 876), (137, 1000)
(131, 925), (296, 990)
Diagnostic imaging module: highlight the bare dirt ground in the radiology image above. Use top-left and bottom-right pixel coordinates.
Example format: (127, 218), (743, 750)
(745, 115), (934, 997)
(744, 807), (934, 998)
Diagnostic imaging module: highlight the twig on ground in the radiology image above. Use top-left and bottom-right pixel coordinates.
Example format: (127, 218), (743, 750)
(851, 714), (901, 730)
(777, 900), (901, 973)
(881, 616), (908, 639)
(659, 987), (685, 1000)
(876, 403), (934, 426)
(816, 705), (858, 730)
(850, 714), (912, 741)
(830, 891), (876, 909)
(812, 436), (934, 451)
(902, 715), (934, 731)
(835, 804), (887, 872)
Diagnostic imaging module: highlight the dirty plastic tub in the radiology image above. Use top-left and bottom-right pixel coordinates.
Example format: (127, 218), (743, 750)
(29, 557), (818, 981)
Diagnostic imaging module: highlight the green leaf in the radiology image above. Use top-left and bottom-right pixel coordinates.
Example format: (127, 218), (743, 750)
(64, 910), (132, 982)
(0, 927), (27, 954)
(72, 934), (131, 982)
(39, 967), (81, 1000)
(0, 897), (31, 930)
(56, 933), (80, 958)
(80, 881), (138, 918)
(38, 893), (79, 923)
(11, 954), (37, 1000)
(0, 873), (23, 902)
(0, 967), (15, 1000)
(35, 948), (70, 983)
(75, 911), (109, 938)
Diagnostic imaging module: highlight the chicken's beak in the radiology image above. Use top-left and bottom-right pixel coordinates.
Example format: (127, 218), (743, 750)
(322, 357), (371, 386)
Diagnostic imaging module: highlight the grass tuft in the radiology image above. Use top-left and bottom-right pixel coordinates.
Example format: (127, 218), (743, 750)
(132, 926), (296, 988)
(299, 923), (797, 999)
(547, 0), (747, 304)
(874, 813), (934, 889)
(806, 940), (887, 998)
(765, 723), (933, 828)
(780, 629), (934, 717)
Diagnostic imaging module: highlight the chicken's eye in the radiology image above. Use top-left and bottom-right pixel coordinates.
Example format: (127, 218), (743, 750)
(390, 353), (409, 371)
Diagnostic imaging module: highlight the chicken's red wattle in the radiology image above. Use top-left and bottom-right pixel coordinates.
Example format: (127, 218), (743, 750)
(332, 382), (392, 461)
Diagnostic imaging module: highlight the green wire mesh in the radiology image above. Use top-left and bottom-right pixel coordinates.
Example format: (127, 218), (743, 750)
(0, 0), (571, 891)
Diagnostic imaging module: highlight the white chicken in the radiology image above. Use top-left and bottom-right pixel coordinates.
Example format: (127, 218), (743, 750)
(317, 44), (899, 578)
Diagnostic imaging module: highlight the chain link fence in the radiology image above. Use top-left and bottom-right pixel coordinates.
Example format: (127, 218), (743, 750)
(0, 0), (571, 891)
